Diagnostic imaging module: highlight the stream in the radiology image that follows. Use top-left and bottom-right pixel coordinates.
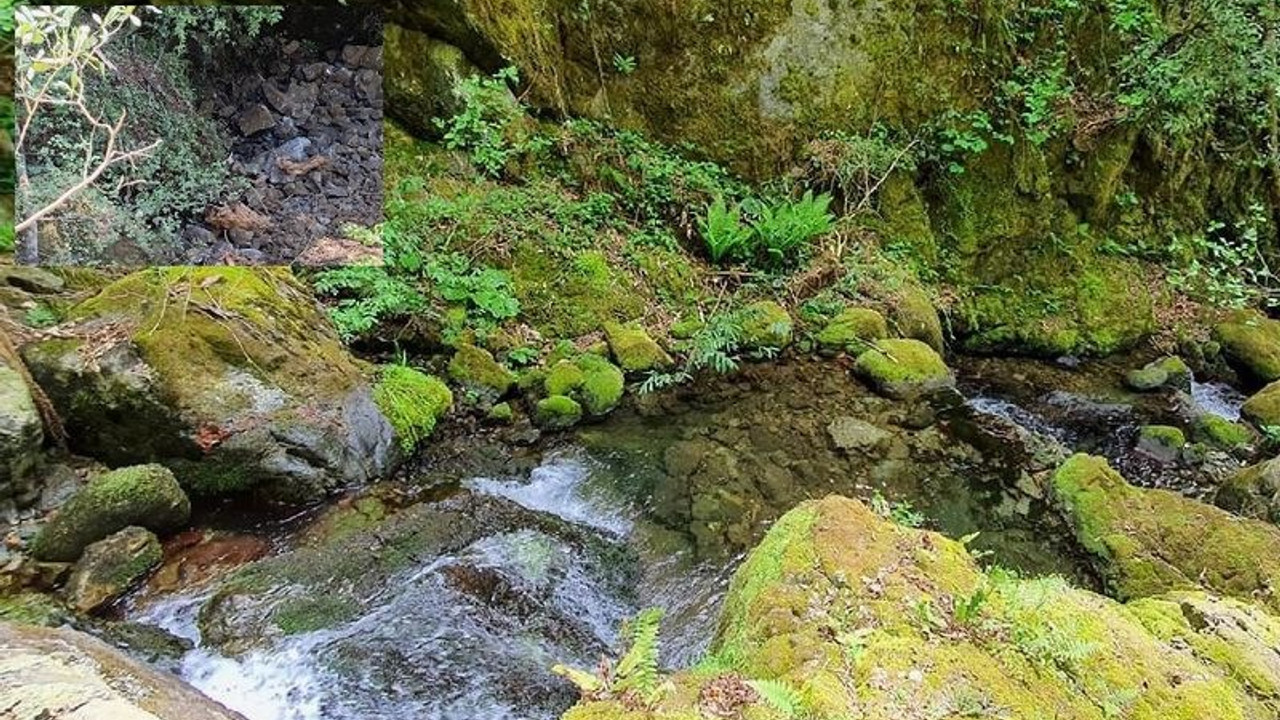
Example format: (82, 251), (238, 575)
(120, 356), (1249, 720)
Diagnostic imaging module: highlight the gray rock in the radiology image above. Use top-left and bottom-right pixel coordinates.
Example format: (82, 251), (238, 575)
(237, 103), (275, 136)
(0, 622), (246, 720)
(0, 358), (42, 502)
(826, 417), (891, 453)
(0, 266), (64, 294)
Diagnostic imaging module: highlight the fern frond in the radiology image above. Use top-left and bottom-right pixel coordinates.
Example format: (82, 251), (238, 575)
(614, 607), (663, 702)
(747, 678), (803, 718)
(552, 664), (604, 696)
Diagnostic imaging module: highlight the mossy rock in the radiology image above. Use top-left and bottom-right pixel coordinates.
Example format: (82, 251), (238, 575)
(888, 285), (944, 352)
(1216, 457), (1280, 526)
(814, 307), (886, 354)
(0, 592), (73, 627)
(20, 268), (399, 502)
(0, 356), (42, 495)
(1124, 356), (1190, 392)
(1242, 381), (1280, 429)
(384, 25), (484, 139)
(542, 356), (625, 416)
(448, 344), (516, 396)
(1214, 311), (1280, 384)
(1135, 425), (1186, 463)
(64, 527), (162, 613)
(29, 464), (190, 563)
(567, 494), (1280, 719)
(1191, 414), (1253, 451)
(535, 395), (584, 429)
(738, 301), (793, 350)
(603, 322), (673, 374)
(853, 338), (953, 400)
(1051, 454), (1280, 612)
(373, 365), (452, 453)
(487, 402), (515, 424)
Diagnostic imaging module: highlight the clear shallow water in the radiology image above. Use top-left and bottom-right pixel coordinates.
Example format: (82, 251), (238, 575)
(130, 452), (728, 720)
(1191, 379), (1247, 421)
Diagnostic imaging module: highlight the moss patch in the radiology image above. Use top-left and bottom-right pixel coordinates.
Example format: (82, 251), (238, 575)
(447, 344), (516, 396)
(853, 338), (953, 399)
(1242, 381), (1280, 429)
(373, 365), (453, 453)
(1215, 311), (1280, 384)
(814, 307), (886, 354)
(738, 301), (793, 350)
(603, 322), (673, 374)
(535, 395), (583, 429)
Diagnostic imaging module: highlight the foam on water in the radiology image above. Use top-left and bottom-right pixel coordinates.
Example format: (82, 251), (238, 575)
(1191, 379), (1247, 421)
(466, 453), (634, 536)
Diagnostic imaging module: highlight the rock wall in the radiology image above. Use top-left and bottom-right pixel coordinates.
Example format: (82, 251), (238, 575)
(187, 37), (385, 264)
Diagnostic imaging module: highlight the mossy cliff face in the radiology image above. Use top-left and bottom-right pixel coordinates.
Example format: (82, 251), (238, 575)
(21, 267), (400, 503)
(564, 496), (1280, 719)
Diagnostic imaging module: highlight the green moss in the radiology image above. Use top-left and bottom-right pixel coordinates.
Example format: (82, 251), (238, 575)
(1125, 365), (1169, 391)
(1214, 311), (1280, 383)
(669, 317), (703, 340)
(576, 354), (626, 416)
(1136, 425), (1186, 457)
(535, 395), (583, 429)
(853, 338), (952, 399)
(544, 360), (586, 396)
(1242, 381), (1280, 429)
(1192, 414), (1252, 450)
(373, 365), (453, 453)
(447, 344), (516, 396)
(814, 307), (887, 353)
(511, 241), (649, 339)
(1215, 458), (1280, 524)
(487, 401), (515, 423)
(603, 322), (673, 373)
(1051, 454), (1280, 612)
(888, 285), (944, 352)
(738, 301), (793, 350)
(29, 464), (191, 562)
(0, 593), (73, 627)
(274, 594), (360, 636)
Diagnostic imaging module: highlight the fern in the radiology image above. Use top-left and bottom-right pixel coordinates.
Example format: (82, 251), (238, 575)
(614, 607), (663, 701)
(747, 679), (804, 718)
(312, 266), (428, 340)
(700, 195), (753, 264)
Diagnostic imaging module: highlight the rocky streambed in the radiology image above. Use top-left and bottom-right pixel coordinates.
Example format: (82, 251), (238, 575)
(93, 352), (1254, 720)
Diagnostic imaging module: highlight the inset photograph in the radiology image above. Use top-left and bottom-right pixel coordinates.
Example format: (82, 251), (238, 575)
(13, 5), (383, 266)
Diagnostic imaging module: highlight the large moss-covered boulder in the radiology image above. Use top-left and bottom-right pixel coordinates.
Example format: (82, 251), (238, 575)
(0, 622), (244, 720)
(543, 354), (625, 416)
(29, 464), (189, 562)
(1192, 413), (1253, 452)
(1242, 381), (1280, 429)
(1215, 311), (1280, 384)
(1050, 454), (1280, 612)
(603, 322), (673, 374)
(63, 527), (162, 613)
(0, 354), (43, 511)
(738, 301), (793, 350)
(1216, 457), (1280, 525)
(448, 343), (517, 396)
(853, 338), (953, 399)
(564, 495), (1280, 719)
(384, 25), (484, 139)
(20, 268), (399, 502)
(814, 307), (886, 354)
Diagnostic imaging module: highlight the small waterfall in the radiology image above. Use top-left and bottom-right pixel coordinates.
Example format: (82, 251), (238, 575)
(1191, 379), (1247, 421)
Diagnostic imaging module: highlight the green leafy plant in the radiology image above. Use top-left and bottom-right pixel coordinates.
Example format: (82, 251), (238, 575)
(699, 195), (752, 263)
(312, 266), (429, 341)
(553, 607), (668, 708)
(746, 679), (804, 718)
(612, 53), (637, 75)
(744, 190), (834, 267)
(870, 490), (926, 528)
(435, 66), (525, 177)
(22, 304), (58, 329)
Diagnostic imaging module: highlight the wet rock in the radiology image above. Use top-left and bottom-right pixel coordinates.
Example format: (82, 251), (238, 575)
(603, 321), (673, 373)
(1135, 425), (1186, 464)
(64, 527), (162, 613)
(1215, 310), (1280, 384)
(0, 622), (245, 720)
(29, 465), (189, 563)
(22, 268), (399, 503)
(853, 338), (954, 400)
(1242, 381), (1280, 428)
(1051, 453), (1280, 611)
(825, 416), (890, 454)
(1191, 413), (1253, 453)
(0, 591), (73, 627)
(87, 621), (193, 675)
(1124, 356), (1191, 392)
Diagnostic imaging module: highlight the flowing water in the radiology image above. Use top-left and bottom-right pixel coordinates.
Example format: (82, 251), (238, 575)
(123, 356), (1250, 720)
